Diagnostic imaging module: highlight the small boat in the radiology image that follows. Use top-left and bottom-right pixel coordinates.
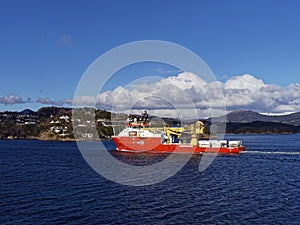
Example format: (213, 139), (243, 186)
(112, 111), (245, 154)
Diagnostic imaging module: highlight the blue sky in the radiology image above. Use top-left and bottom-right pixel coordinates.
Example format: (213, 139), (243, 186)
(0, 0), (299, 114)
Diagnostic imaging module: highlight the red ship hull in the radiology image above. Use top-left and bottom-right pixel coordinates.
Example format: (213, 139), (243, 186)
(112, 136), (245, 154)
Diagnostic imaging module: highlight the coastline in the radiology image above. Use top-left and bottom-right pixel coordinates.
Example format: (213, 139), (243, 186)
(1, 132), (299, 142)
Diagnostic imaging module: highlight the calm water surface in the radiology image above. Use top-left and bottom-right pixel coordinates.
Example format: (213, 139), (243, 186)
(1, 134), (300, 224)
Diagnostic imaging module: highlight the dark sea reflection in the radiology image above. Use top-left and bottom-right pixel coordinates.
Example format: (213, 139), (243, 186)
(1, 135), (300, 224)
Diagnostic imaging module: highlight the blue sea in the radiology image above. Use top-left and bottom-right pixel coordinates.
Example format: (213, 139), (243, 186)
(1, 134), (300, 224)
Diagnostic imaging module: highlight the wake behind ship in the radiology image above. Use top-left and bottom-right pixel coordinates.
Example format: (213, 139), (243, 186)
(112, 111), (245, 154)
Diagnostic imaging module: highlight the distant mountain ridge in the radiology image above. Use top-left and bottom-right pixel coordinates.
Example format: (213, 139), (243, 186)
(20, 109), (35, 115)
(0, 107), (299, 138)
(214, 110), (300, 126)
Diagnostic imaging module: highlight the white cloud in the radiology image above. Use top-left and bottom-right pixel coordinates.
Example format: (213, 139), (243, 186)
(28, 72), (299, 118)
(224, 74), (265, 91)
(95, 72), (300, 117)
(72, 96), (96, 106)
(0, 94), (25, 105)
(96, 72), (224, 118)
(58, 34), (73, 45)
(37, 97), (66, 106)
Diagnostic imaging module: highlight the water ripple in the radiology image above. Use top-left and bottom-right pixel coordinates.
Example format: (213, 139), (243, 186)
(1, 136), (300, 224)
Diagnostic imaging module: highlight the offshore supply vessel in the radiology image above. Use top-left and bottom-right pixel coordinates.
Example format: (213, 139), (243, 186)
(112, 111), (245, 154)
